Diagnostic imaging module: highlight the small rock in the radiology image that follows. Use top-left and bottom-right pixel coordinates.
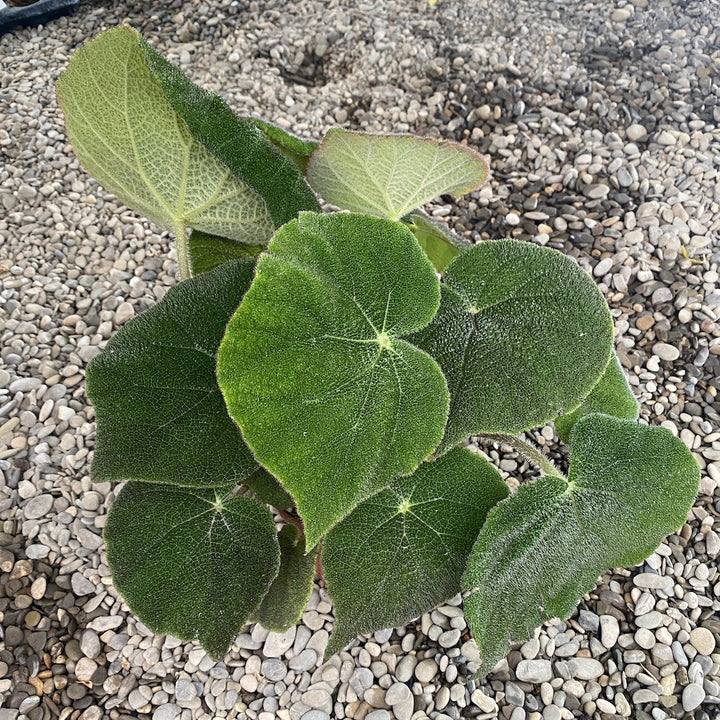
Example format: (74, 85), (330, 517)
(261, 658), (287, 681)
(585, 183), (610, 198)
(174, 679), (196, 701)
(438, 628), (461, 648)
(71, 572), (95, 596)
(506, 212), (520, 226)
(414, 658), (438, 683)
(153, 705), (180, 720)
(74, 657), (98, 683)
(567, 657), (604, 680)
(471, 689), (498, 713)
(682, 683), (706, 712)
(114, 302), (135, 324)
(263, 626), (296, 657)
(24, 494), (53, 519)
(611, 8), (632, 21)
(9, 377), (42, 393)
(385, 682), (412, 706)
(626, 124), (647, 141)
(515, 659), (553, 683)
(689, 627), (716, 655)
(652, 343), (680, 362)
(656, 130), (676, 146)
(633, 573), (673, 590)
(80, 630), (101, 659)
(600, 615), (620, 648)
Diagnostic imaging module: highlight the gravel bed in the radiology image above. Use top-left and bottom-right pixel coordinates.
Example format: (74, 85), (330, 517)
(1, 1), (719, 719)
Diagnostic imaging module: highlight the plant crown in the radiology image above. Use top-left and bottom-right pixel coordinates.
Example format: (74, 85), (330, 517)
(57, 26), (700, 671)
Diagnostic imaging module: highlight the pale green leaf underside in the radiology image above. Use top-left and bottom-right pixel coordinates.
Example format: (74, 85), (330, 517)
(324, 448), (509, 656)
(463, 413), (700, 673)
(252, 524), (318, 633)
(407, 240), (614, 451)
(404, 210), (471, 272)
(87, 260), (261, 490)
(555, 352), (639, 443)
(217, 212), (449, 548)
(105, 483), (280, 659)
(306, 129), (489, 220)
(57, 27), (273, 243)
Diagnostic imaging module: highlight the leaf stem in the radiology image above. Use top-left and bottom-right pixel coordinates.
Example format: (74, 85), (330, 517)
(173, 220), (191, 280)
(482, 433), (566, 479)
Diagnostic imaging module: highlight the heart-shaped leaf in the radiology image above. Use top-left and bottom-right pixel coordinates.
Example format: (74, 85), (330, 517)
(56, 27), (275, 278)
(407, 240), (614, 451)
(462, 413), (700, 673)
(188, 229), (263, 275)
(217, 212), (449, 547)
(403, 210), (471, 272)
(323, 447), (509, 656)
(252, 524), (319, 633)
(555, 352), (638, 443)
(87, 260), (262, 491)
(306, 129), (488, 220)
(105, 482), (280, 659)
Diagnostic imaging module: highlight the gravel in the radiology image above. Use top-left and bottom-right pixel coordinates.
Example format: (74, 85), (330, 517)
(1, 0), (719, 719)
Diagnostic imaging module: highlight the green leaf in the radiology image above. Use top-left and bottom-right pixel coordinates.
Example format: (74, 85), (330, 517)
(245, 117), (319, 173)
(56, 27), (274, 252)
(188, 229), (263, 275)
(105, 483), (280, 659)
(139, 33), (321, 227)
(252, 524), (319, 633)
(555, 353), (639, 443)
(462, 413), (700, 673)
(403, 210), (471, 272)
(87, 260), (260, 490)
(245, 467), (295, 511)
(323, 448), (509, 655)
(306, 129), (489, 220)
(217, 212), (449, 548)
(407, 240), (614, 451)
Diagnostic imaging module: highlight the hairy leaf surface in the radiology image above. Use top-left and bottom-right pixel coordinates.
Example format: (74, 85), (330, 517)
(253, 524), (318, 633)
(463, 413), (700, 672)
(306, 129), (488, 220)
(407, 240), (614, 451)
(245, 117), (319, 173)
(324, 448), (509, 655)
(188, 229), (263, 275)
(57, 27), (274, 244)
(555, 352), (638, 443)
(87, 260), (261, 490)
(105, 483), (280, 659)
(403, 210), (470, 271)
(218, 212), (449, 547)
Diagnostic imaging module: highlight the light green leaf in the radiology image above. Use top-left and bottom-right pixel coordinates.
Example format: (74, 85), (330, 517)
(555, 352), (639, 443)
(56, 27), (274, 260)
(324, 448), (509, 656)
(403, 210), (471, 272)
(463, 413), (700, 673)
(407, 240), (614, 451)
(217, 212), (449, 548)
(188, 229), (263, 275)
(252, 524), (319, 633)
(87, 260), (261, 490)
(245, 117), (319, 173)
(105, 483), (280, 659)
(306, 129), (489, 220)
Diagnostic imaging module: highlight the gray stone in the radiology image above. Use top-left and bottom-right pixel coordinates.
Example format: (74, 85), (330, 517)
(9, 377), (42, 393)
(689, 627), (716, 655)
(385, 682), (412, 706)
(515, 659), (553, 683)
(626, 124), (647, 141)
(24, 493), (53, 519)
(682, 683), (705, 712)
(600, 615), (619, 648)
(633, 572), (673, 590)
(567, 657), (604, 680)
(80, 629), (101, 659)
(263, 626), (296, 657)
(414, 658), (438, 683)
(261, 658), (287, 681)
(299, 713), (330, 720)
(174, 679), (197, 701)
(153, 705), (180, 720)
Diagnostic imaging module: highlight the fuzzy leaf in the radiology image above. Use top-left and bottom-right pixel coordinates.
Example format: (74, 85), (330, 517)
(188, 230), (263, 275)
(463, 413), (700, 673)
(555, 353), (639, 443)
(252, 524), (318, 633)
(324, 448), (509, 655)
(217, 212), (449, 547)
(245, 117), (319, 173)
(87, 260), (261, 490)
(407, 240), (614, 451)
(306, 129), (488, 220)
(140, 33), (320, 226)
(403, 210), (470, 271)
(57, 27), (274, 243)
(105, 483), (280, 659)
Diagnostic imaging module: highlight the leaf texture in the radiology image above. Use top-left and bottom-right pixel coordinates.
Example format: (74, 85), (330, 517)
(188, 229), (263, 275)
(105, 483), (280, 659)
(463, 413), (700, 672)
(306, 129), (488, 220)
(217, 212), (449, 547)
(407, 240), (614, 451)
(403, 210), (471, 272)
(555, 352), (639, 443)
(87, 260), (260, 489)
(57, 27), (273, 243)
(323, 448), (509, 655)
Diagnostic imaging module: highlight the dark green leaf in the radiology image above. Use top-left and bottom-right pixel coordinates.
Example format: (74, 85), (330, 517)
(463, 413), (700, 673)
(140, 35), (320, 227)
(87, 260), (259, 489)
(217, 212), (449, 547)
(407, 240), (614, 451)
(555, 352), (639, 443)
(245, 467), (294, 511)
(105, 483), (280, 659)
(188, 229), (263, 275)
(324, 448), (509, 655)
(252, 524), (318, 633)
(244, 117), (319, 173)
(403, 210), (470, 272)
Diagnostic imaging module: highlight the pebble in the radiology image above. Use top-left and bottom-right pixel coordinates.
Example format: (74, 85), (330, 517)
(567, 658), (604, 680)
(23, 494), (53, 519)
(633, 573), (673, 590)
(682, 683), (706, 711)
(263, 627), (296, 657)
(652, 342), (681, 361)
(414, 658), (438, 683)
(153, 705), (180, 720)
(600, 615), (619, 648)
(626, 124), (647, 141)
(516, 659), (553, 683)
(689, 627), (716, 655)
